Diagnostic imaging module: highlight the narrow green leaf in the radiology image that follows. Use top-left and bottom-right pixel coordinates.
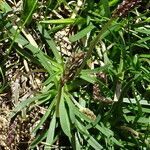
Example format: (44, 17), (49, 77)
(123, 98), (150, 106)
(101, 0), (111, 18)
(10, 93), (50, 118)
(32, 100), (55, 133)
(44, 113), (56, 150)
(69, 25), (95, 42)
(0, 1), (12, 12)
(59, 94), (72, 138)
(76, 134), (82, 150)
(39, 17), (85, 24)
(95, 124), (113, 137)
(30, 130), (48, 148)
(126, 116), (150, 124)
(76, 121), (103, 149)
(9, 24), (60, 74)
(81, 65), (110, 74)
(38, 24), (62, 63)
(80, 74), (97, 84)
(21, 0), (37, 26)
(135, 28), (150, 35)
(135, 37), (150, 45)
(140, 54), (150, 58)
(110, 137), (123, 147)
(64, 94), (76, 124)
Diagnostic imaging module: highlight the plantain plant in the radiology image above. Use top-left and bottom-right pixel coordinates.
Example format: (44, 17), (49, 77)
(0, 0), (149, 149)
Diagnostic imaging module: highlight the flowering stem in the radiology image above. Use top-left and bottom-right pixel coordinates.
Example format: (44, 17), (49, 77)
(76, 17), (116, 76)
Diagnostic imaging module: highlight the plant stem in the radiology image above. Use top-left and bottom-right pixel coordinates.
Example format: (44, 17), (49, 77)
(76, 17), (116, 76)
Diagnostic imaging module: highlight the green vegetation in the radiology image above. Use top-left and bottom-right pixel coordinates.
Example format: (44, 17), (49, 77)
(0, 0), (149, 149)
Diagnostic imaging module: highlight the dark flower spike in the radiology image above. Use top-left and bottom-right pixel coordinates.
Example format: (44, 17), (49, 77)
(112, 0), (141, 17)
(61, 52), (85, 86)
(93, 84), (113, 104)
